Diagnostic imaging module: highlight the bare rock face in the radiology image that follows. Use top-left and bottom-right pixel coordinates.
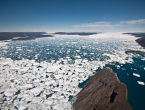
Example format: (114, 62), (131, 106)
(73, 67), (132, 110)
(136, 37), (145, 48)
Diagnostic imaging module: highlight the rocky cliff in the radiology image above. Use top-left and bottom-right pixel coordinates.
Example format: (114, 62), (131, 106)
(73, 67), (132, 110)
(136, 37), (145, 48)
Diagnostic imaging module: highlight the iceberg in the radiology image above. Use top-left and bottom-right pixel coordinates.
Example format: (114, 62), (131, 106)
(137, 81), (145, 85)
(133, 73), (140, 77)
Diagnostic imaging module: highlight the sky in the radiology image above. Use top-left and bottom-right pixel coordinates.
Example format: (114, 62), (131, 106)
(0, 0), (145, 32)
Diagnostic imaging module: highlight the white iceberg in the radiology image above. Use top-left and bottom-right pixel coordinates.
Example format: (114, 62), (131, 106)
(137, 81), (145, 85)
(133, 73), (140, 77)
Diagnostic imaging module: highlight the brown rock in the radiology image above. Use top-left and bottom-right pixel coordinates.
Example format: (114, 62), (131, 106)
(109, 61), (116, 65)
(136, 37), (145, 48)
(126, 49), (145, 55)
(73, 67), (132, 110)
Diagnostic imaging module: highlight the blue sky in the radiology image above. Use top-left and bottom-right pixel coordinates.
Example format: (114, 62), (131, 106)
(0, 0), (145, 32)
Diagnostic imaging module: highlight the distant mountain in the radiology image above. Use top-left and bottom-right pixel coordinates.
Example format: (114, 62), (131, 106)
(54, 32), (97, 36)
(0, 32), (53, 41)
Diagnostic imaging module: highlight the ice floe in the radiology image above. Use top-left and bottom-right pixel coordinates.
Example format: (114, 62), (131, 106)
(137, 81), (145, 85)
(0, 58), (13, 65)
(0, 58), (95, 109)
(133, 73), (140, 77)
(4, 88), (18, 97)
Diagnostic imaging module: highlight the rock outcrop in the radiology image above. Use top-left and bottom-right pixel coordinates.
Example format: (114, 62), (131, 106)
(124, 33), (145, 48)
(126, 49), (145, 55)
(136, 37), (145, 48)
(73, 67), (132, 110)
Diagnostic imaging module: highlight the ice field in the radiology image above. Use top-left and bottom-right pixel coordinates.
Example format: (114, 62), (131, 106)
(0, 33), (145, 110)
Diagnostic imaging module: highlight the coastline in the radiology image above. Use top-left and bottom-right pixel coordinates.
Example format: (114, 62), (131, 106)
(124, 33), (145, 48)
(73, 67), (132, 110)
(0, 32), (53, 42)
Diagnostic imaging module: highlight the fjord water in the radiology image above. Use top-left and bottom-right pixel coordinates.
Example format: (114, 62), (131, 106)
(0, 33), (145, 110)
(107, 58), (145, 110)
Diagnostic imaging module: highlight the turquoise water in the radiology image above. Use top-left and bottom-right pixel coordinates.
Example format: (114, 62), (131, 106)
(79, 57), (145, 110)
(0, 36), (145, 109)
(0, 37), (119, 61)
(107, 57), (145, 110)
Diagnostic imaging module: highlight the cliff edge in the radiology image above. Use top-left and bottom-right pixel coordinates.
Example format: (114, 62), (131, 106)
(73, 67), (132, 110)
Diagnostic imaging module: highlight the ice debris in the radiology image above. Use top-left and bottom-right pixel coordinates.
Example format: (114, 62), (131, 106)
(137, 81), (145, 85)
(0, 58), (97, 109)
(133, 73), (140, 77)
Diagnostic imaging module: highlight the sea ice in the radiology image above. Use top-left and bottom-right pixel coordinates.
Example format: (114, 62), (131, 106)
(32, 97), (43, 103)
(45, 80), (56, 86)
(19, 106), (27, 110)
(4, 88), (18, 97)
(0, 58), (13, 65)
(30, 87), (43, 96)
(0, 32), (144, 109)
(0, 97), (3, 103)
(20, 84), (33, 89)
(46, 65), (61, 72)
(137, 81), (145, 85)
(133, 73), (140, 77)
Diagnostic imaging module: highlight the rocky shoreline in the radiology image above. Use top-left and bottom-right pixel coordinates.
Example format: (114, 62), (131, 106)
(73, 67), (132, 110)
(124, 33), (145, 48)
(0, 32), (53, 41)
(136, 37), (145, 48)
